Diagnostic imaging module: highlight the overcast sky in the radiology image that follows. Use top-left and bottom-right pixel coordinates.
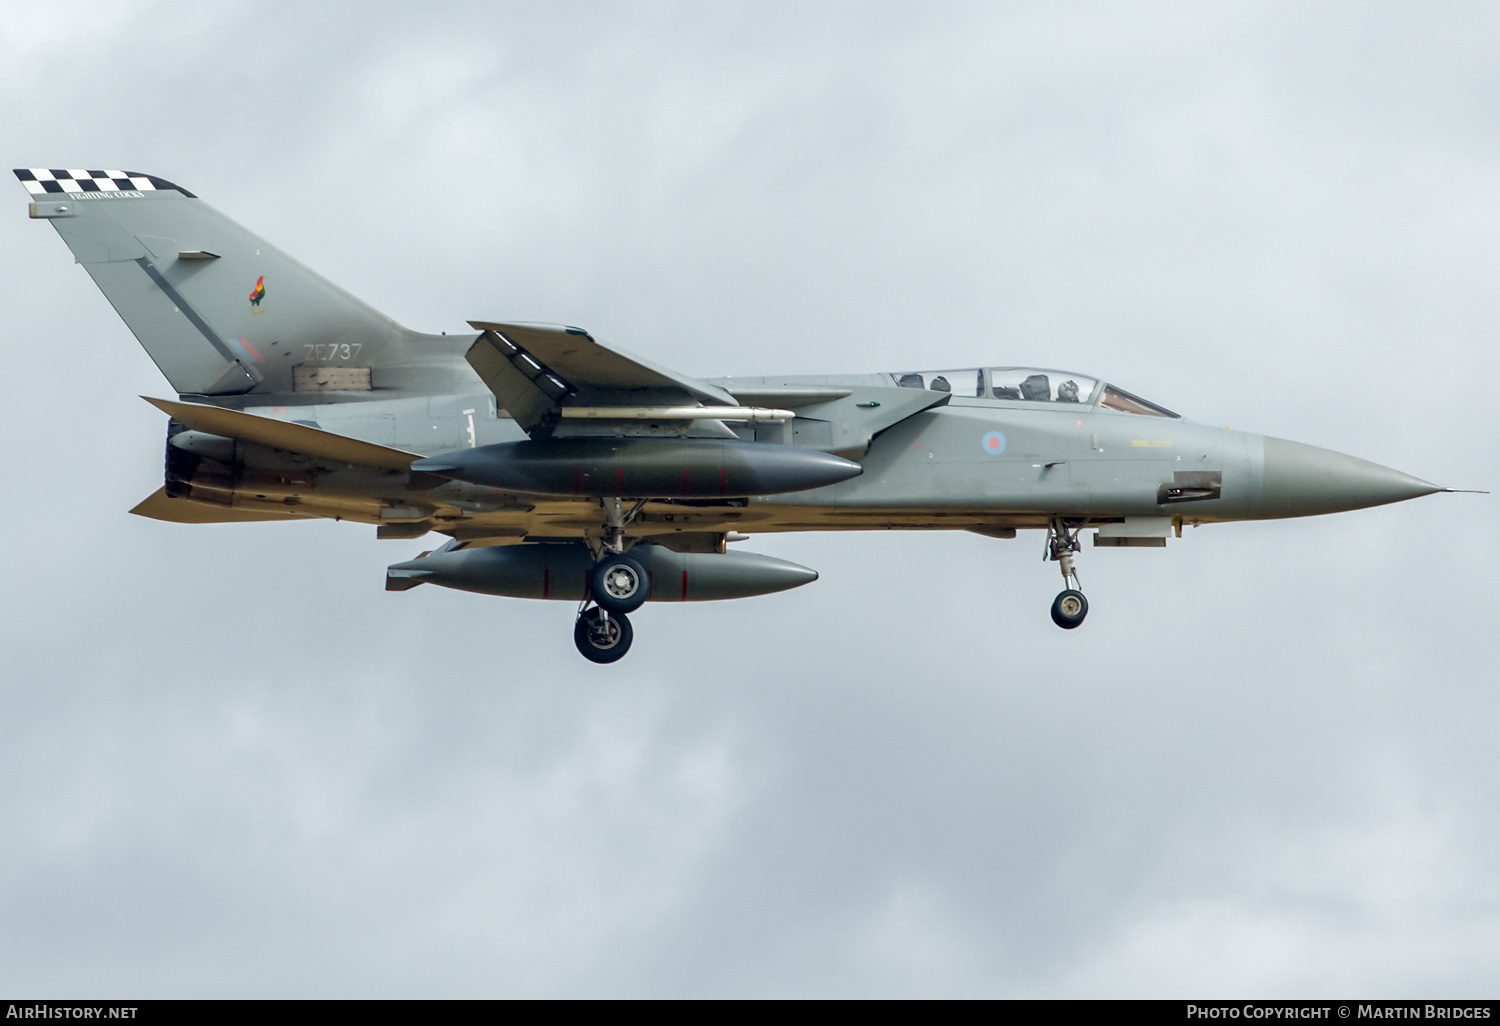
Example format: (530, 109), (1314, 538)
(1, 0), (1497, 997)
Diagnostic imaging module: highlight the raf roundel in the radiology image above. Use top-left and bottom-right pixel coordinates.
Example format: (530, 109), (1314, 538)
(981, 430), (1007, 456)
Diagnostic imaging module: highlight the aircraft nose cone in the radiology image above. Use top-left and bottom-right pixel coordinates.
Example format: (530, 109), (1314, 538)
(1259, 436), (1440, 517)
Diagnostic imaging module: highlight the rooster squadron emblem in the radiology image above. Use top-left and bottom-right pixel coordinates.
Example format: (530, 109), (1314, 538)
(248, 275), (266, 313)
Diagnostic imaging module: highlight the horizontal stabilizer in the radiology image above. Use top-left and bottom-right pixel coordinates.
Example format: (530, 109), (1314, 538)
(130, 487), (312, 523)
(143, 397), (425, 470)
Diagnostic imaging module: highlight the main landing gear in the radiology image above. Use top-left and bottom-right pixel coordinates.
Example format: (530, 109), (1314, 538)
(573, 498), (651, 662)
(1045, 517), (1089, 630)
(574, 606), (634, 663)
(592, 552), (649, 614)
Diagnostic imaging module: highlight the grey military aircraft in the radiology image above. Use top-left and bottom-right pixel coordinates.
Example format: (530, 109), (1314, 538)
(16, 167), (1459, 662)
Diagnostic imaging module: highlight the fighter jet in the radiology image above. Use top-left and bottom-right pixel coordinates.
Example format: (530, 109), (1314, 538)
(15, 168), (1460, 662)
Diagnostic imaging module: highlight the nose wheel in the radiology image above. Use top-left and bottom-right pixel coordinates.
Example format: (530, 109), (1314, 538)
(1045, 518), (1089, 629)
(1050, 589), (1088, 629)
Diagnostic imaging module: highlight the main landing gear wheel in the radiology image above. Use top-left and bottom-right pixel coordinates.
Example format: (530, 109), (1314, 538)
(591, 553), (650, 614)
(1050, 589), (1089, 630)
(574, 608), (634, 663)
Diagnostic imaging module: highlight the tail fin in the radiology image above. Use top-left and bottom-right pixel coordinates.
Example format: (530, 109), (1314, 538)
(16, 168), (461, 398)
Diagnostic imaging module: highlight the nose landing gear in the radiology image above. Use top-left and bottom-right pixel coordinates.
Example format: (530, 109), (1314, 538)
(1050, 589), (1088, 629)
(1045, 518), (1089, 630)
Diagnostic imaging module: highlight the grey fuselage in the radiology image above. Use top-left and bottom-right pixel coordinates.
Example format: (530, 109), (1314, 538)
(187, 364), (1436, 546)
(14, 172), (1433, 548)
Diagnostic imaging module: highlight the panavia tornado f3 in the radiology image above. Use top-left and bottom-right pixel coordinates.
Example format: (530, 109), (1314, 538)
(17, 167), (1461, 662)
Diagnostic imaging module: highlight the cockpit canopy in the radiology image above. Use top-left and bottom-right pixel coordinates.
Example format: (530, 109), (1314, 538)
(889, 366), (1178, 418)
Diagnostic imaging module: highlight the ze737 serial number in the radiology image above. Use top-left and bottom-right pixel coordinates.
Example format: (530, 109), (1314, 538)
(303, 343), (363, 362)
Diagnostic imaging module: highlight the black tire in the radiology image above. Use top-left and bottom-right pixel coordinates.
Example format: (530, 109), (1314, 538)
(1050, 589), (1089, 630)
(591, 553), (651, 614)
(574, 609), (634, 663)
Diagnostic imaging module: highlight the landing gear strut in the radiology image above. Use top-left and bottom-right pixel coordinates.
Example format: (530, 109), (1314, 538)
(1045, 517), (1089, 630)
(574, 497), (651, 661)
(598, 497), (647, 558)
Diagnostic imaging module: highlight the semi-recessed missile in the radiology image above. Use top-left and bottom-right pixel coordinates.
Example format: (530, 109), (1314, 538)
(386, 541), (819, 601)
(410, 437), (861, 498)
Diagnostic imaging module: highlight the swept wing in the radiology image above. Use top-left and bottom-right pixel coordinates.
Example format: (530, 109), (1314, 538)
(465, 321), (736, 435)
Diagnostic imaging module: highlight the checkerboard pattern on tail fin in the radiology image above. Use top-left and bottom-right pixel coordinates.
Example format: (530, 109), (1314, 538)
(14, 168), (195, 197)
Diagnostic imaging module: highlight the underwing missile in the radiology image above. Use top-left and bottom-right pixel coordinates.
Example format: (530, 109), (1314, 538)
(409, 438), (861, 498)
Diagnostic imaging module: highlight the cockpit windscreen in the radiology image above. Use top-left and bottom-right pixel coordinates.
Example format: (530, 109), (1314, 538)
(890, 365), (1178, 417)
(988, 368), (1099, 404)
(891, 369), (981, 396)
(1098, 384), (1178, 418)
